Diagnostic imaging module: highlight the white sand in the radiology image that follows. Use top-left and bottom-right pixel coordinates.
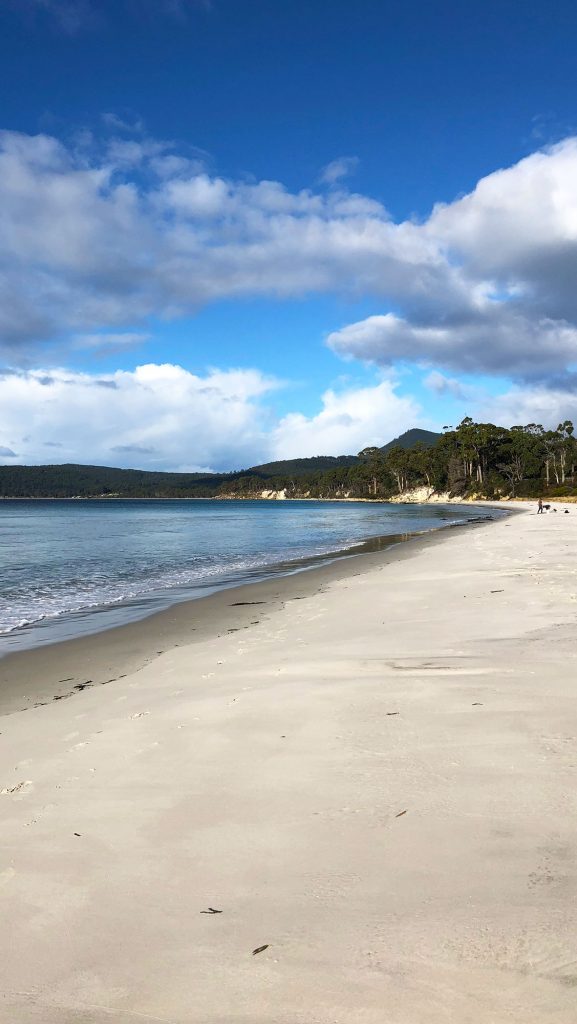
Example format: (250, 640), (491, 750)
(1, 503), (576, 1023)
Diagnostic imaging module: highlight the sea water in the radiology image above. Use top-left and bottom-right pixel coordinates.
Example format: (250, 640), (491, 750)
(0, 498), (504, 652)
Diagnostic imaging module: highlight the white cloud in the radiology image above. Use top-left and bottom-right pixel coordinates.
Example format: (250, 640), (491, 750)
(328, 139), (577, 381)
(320, 156), (359, 185)
(475, 382), (577, 429)
(0, 364), (278, 471)
(272, 377), (422, 459)
(424, 371), (472, 400)
(2, 129), (577, 393)
(327, 310), (577, 378)
(0, 129), (391, 355)
(0, 363), (426, 470)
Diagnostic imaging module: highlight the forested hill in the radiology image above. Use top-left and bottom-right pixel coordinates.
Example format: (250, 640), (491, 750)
(0, 452), (360, 497)
(1, 419), (576, 499)
(380, 428), (441, 453)
(0, 454), (358, 498)
(245, 454), (358, 477)
(0, 463), (229, 498)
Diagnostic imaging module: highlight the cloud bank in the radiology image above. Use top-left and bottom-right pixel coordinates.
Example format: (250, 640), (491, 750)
(0, 365), (275, 472)
(2, 129), (577, 392)
(2, 128), (577, 464)
(0, 364), (422, 470)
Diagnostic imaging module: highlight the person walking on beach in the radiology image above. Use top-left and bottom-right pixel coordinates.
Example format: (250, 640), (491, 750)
(538, 498), (544, 514)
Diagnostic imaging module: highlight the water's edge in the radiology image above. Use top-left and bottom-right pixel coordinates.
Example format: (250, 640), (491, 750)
(0, 509), (515, 716)
(0, 507), (506, 658)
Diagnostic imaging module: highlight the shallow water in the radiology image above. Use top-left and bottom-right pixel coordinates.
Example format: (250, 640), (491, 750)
(0, 498), (504, 652)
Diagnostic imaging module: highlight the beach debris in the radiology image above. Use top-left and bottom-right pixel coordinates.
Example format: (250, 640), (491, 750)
(1, 780), (32, 795)
(230, 601), (265, 606)
(490, 589), (504, 594)
(386, 712), (400, 716)
(472, 702), (484, 706)
(59, 677), (74, 683)
(74, 682), (92, 691)
(200, 907), (223, 914)
(74, 832), (82, 837)
(252, 944), (269, 956)
(395, 810), (407, 818)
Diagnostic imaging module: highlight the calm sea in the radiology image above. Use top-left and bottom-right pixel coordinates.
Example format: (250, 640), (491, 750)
(0, 499), (503, 653)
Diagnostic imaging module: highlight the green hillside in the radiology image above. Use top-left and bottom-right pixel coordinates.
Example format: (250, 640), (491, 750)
(380, 428), (441, 453)
(247, 454), (358, 478)
(0, 463), (227, 498)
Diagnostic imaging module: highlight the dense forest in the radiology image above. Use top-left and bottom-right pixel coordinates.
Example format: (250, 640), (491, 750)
(240, 417), (577, 501)
(216, 419), (577, 500)
(1, 419), (576, 500)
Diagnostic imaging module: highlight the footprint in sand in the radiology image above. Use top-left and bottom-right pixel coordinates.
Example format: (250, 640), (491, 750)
(130, 711), (150, 720)
(68, 741), (88, 751)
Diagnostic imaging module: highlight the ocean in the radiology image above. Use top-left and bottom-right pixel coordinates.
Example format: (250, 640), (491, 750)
(0, 498), (504, 653)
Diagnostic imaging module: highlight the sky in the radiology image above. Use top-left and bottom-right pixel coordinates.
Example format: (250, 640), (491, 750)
(1, 0), (577, 471)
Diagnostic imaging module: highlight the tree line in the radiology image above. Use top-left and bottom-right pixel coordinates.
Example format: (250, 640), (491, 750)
(1, 419), (576, 499)
(219, 418), (577, 500)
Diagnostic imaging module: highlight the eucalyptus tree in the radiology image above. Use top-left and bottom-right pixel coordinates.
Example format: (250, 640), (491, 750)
(357, 446), (389, 497)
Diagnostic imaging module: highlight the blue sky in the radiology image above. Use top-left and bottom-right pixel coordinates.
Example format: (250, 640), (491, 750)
(1, 0), (577, 470)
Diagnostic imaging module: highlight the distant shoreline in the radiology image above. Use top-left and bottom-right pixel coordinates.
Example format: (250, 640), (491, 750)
(0, 494), (515, 503)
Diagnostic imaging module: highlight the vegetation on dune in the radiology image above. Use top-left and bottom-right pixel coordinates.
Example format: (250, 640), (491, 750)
(1, 420), (576, 500)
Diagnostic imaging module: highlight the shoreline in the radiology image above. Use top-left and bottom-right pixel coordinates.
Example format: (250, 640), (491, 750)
(0, 512), (506, 717)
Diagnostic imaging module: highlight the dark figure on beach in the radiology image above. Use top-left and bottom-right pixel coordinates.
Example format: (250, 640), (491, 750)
(538, 498), (544, 514)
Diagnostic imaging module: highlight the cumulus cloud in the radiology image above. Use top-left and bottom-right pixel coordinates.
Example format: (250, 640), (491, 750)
(327, 310), (577, 378)
(0, 362), (426, 469)
(272, 377), (422, 460)
(2, 128), (577, 395)
(0, 364), (278, 471)
(329, 139), (577, 382)
(476, 382), (577, 429)
(0, 129), (390, 356)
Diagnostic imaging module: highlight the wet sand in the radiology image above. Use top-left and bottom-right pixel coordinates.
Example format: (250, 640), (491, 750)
(1, 502), (576, 1023)
(0, 522), (490, 716)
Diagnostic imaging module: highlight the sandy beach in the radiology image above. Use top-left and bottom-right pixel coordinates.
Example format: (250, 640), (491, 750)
(1, 502), (576, 1023)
